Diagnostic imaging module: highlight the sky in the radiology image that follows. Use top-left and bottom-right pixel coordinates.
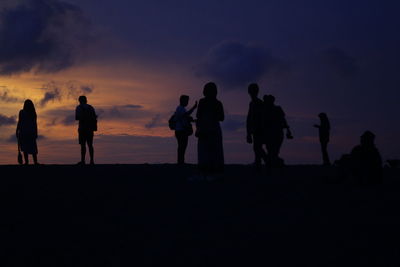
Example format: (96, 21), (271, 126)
(0, 0), (399, 164)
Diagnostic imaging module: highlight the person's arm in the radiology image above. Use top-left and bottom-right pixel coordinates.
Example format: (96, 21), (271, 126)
(92, 106), (97, 119)
(186, 101), (198, 116)
(75, 106), (80, 121)
(16, 110), (22, 137)
(279, 107), (289, 129)
(218, 101), (224, 122)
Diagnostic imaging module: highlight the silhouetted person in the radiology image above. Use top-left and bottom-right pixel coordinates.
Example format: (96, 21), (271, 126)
(75, 96), (97, 165)
(174, 95), (197, 164)
(246, 83), (267, 169)
(196, 82), (224, 175)
(350, 131), (382, 184)
(263, 95), (292, 167)
(314, 113), (331, 166)
(16, 99), (40, 165)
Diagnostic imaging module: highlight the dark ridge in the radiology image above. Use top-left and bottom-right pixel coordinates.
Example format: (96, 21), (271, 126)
(0, 165), (399, 266)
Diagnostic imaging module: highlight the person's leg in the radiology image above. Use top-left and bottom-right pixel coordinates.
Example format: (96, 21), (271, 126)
(78, 130), (86, 164)
(87, 132), (94, 164)
(80, 143), (86, 163)
(271, 131), (284, 167)
(176, 131), (187, 164)
(321, 141), (330, 165)
(33, 154), (39, 165)
(253, 134), (267, 168)
(88, 141), (94, 164)
(181, 134), (188, 164)
(23, 152), (29, 165)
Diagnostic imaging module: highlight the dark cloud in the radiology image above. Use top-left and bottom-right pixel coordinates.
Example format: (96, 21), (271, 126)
(0, 87), (23, 103)
(6, 133), (46, 143)
(39, 81), (94, 107)
(0, 0), (91, 75)
(62, 114), (75, 126)
(197, 41), (278, 88)
(321, 48), (359, 78)
(222, 114), (245, 132)
(44, 104), (146, 126)
(97, 105), (145, 120)
(122, 104), (143, 109)
(40, 86), (62, 107)
(145, 114), (162, 129)
(0, 114), (16, 126)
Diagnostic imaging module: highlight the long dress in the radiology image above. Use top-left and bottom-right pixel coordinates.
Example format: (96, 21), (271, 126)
(196, 97), (224, 172)
(17, 110), (38, 154)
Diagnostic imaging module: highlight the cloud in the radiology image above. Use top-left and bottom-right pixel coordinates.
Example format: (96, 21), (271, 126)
(321, 48), (359, 78)
(44, 104), (146, 126)
(0, 0), (91, 75)
(39, 81), (94, 107)
(222, 114), (245, 132)
(0, 114), (16, 126)
(196, 41), (279, 88)
(145, 114), (162, 129)
(122, 104), (143, 109)
(0, 87), (24, 103)
(6, 134), (46, 143)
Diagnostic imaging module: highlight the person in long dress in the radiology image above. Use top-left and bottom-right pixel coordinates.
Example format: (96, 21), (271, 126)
(16, 99), (39, 165)
(196, 82), (224, 174)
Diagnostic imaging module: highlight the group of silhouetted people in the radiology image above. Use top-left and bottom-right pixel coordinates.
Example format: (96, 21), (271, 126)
(170, 82), (383, 183)
(246, 83), (293, 170)
(171, 82), (225, 176)
(13, 81), (383, 183)
(16, 96), (97, 165)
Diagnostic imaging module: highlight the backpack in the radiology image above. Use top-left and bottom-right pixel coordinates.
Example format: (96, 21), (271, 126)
(168, 114), (176, 130)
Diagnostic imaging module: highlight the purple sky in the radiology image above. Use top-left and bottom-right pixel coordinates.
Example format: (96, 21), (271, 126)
(0, 0), (399, 164)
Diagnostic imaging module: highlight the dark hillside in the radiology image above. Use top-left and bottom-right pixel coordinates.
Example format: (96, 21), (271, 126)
(0, 165), (399, 266)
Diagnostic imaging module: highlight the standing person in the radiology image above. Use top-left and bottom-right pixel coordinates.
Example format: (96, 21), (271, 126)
(314, 113), (331, 166)
(196, 82), (224, 175)
(75, 96), (97, 165)
(174, 95), (197, 165)
(16, 99), (40, 165)
(246, 83), (267, 170)
(263, 95), (292, 167)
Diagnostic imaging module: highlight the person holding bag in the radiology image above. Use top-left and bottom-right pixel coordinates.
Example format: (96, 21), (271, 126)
(174, 95), (197, 165)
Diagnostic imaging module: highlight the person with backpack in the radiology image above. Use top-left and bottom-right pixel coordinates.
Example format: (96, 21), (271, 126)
(75, 96), (97, 165)
(173, 95), (197, 165)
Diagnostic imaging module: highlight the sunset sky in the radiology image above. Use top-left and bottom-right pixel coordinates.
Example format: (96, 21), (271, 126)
(0, 0), (399, 164)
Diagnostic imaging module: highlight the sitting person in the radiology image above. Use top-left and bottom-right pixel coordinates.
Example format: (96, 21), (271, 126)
(349, 131), (383, 184)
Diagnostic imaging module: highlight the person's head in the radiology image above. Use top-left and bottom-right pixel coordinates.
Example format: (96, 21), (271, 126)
(78, 95), (87, 104)
(319, 112), (327, 118)
(23, 99), (36, 116)
(203, 82), (217, 98)
(248, 83), (259, 98)
(360, 131), (375, 147)
(263, 94), (275, 106)
(179, 95), (189, 107)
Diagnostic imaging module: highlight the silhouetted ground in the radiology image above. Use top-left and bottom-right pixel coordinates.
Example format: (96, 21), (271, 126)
(0, 164), (399, 266)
